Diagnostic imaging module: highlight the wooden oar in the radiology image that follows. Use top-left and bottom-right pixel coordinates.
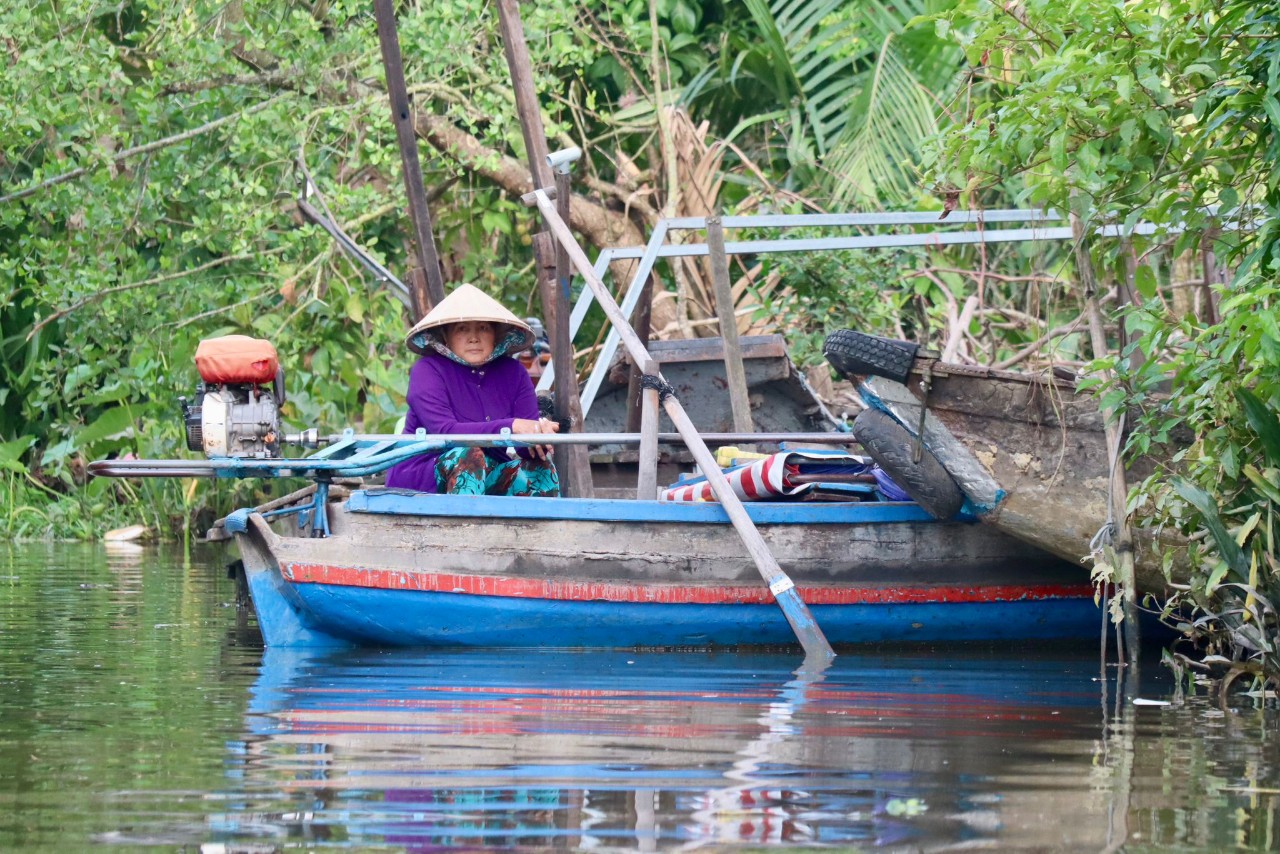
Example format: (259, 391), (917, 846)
(530, 190), (835, 662)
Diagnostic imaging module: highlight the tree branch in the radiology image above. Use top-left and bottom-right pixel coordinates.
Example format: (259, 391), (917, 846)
(412, 110), (647, 250)
(29, 248), (286, 338)
(1, 94), (288, 205)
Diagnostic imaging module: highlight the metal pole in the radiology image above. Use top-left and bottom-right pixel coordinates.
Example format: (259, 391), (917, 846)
(372, 0), (446, 312)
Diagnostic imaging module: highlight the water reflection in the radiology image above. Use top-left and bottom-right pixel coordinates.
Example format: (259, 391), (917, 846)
(3, 545), (1277, 851)
(224, 647), (1115, 849)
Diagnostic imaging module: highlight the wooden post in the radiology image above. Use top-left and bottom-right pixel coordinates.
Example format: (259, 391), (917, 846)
(624, 272), (656, 433)
(406, 268), (431, 325)
(706, 214), (754, 433)
(553, 167), (574, 411)
(550, 158), (594, 498)
(533, 189), (834, 663)
(637, 358), (660, 500)
(1072, 212), (1140, 672)
(532, 233), (594, 497)
(372, 0), (445, 310)
(555, 170), (573, 298)
(495, 0), (552, 190)
(495, 0), (593, 497)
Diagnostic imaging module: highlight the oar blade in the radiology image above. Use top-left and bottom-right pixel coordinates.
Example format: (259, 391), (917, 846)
(772, 583), (836, 662)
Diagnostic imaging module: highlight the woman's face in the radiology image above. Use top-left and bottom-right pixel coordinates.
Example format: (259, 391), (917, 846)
(446, 321), (496, 365)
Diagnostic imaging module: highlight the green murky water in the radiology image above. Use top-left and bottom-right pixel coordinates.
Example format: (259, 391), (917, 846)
(0, 542), (1276, 851)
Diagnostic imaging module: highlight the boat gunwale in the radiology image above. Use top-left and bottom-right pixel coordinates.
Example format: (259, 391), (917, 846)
(345, 488), (950, 525)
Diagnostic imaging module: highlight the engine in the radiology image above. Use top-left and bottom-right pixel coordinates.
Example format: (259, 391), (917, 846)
(181, 335), (285, 458)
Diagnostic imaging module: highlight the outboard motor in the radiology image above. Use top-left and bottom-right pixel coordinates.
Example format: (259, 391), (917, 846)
(180, 335), (285, 458)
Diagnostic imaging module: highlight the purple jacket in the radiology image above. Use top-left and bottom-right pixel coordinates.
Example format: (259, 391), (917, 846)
(385, 354), (540, 493)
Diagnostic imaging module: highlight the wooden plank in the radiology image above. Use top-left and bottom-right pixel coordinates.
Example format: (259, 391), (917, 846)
(637, 358), (659, 499)
(330, 496), (1080, 586)
(706, 215), (754, 433)
(646, 335), (788, 364)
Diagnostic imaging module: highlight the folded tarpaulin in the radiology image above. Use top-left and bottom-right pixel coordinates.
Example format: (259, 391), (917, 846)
(660, 448), (889, 503)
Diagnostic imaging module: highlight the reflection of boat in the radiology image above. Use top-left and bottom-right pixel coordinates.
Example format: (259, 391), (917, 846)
(217, 647), (1112, 849)
(825, 329), (1186, 593)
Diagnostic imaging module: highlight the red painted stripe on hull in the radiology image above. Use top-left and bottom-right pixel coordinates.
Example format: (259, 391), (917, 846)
(281, 562), (1093, 605)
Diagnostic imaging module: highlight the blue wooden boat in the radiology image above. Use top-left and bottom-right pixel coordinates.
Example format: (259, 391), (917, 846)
(189, 434), (1099, 649)
(86, 204), (1115, 652)
(87, 333), (1104, 651)
(226, 495), (1097, 649)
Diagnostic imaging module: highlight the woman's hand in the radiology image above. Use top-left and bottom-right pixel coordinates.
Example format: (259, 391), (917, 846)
(511, 417), (560, 459)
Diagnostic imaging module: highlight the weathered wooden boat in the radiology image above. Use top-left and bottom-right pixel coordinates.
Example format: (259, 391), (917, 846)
(218, 459), (1097, 649)
(91, 427), (1099, 650)
(823, 329), (1186, 594)
(87, 204), (1115, 652)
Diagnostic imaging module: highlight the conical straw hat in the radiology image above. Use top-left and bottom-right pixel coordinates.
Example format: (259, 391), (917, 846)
(406, 283), (534, 355)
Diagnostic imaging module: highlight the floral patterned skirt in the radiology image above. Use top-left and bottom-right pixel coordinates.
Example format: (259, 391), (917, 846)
(434, 446), (560, 497)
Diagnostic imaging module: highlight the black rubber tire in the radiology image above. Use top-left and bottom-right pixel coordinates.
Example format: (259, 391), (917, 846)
(853, 407), (965, 519)
(823, 329), (918, 385)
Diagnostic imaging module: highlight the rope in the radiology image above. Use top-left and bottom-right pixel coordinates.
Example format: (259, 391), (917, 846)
(640, 373), (678, 403)
(1089, 520), (1116, 555)
(1089, 410), (1130, 668)
(1089, 410), (1128, 558)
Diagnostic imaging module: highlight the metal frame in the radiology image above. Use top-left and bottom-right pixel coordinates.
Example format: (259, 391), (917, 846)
(534, 208), (1196, 415)
(85, 430), (859, 480)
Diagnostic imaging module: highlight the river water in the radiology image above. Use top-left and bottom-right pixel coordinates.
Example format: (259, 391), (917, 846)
(0, 543), (1276, 852)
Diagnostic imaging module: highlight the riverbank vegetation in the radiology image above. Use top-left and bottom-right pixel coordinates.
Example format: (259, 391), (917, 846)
(2, 2), (1276, 678)
(923, 0), (1279, 688)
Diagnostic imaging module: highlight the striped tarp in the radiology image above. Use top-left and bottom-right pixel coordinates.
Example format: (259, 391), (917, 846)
(660, 449), (877, 503)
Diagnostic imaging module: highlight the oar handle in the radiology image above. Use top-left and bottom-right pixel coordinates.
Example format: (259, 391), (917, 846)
(531, 189), (834, 662)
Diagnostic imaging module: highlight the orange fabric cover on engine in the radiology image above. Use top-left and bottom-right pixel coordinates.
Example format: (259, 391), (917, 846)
(195, 335), (279, 384)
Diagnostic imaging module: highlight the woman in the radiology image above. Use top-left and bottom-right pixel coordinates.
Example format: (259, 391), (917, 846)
(385, 283), (560, 496)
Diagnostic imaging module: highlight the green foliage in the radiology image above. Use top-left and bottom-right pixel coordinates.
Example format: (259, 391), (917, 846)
(0, 0), (1058, 545)
(924, 0), (1280, 677)
(702, 0), (962, 204)
(753, 242), (929, 368)
(0, 0), (599, 538)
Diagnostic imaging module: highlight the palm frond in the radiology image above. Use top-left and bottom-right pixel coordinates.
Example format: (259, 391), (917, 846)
(739, 0), (862, 157)
(824, 29), (959, 206)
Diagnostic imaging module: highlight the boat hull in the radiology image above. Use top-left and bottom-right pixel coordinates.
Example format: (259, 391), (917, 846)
(233, 490), (1099, 648)
(857, 368), (1187, 593)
